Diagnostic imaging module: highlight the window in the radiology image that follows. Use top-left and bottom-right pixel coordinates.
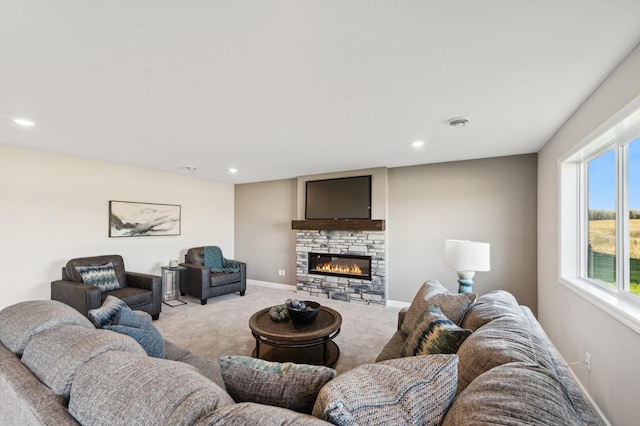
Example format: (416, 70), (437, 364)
(629, 139), (640, 296)
(560, 99), (640, 332)
(585, 141), (640, 297)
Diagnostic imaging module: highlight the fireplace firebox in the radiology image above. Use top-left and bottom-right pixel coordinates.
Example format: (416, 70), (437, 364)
(308, 253), (372, 280)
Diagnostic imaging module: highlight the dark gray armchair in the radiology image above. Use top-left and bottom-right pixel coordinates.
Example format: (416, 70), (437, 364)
(51, 255), (162, 320)
(180, 247), (246, 305)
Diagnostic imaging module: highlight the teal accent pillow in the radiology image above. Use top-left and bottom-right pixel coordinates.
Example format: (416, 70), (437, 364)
(401, 305), (472, 357)
(218, 355), (336, 414)
(105, 307), (165, 358)
(75, 262), (121, 293)
(88, 295), (128, 328)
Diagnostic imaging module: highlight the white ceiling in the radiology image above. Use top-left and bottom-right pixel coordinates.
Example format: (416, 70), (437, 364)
(2, 1), (640, 184)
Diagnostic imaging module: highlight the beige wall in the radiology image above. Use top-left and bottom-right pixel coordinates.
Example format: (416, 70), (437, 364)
(0, 144), (235, 310)
(235, 179), (297, 285)
(387, 155), (538, 309)
(538, 43), (640, 425)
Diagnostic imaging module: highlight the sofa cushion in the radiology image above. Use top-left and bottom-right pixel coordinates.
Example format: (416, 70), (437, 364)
(456, 315), (556, 394)
(68, 350), (233, 425)
(218, 355), (335, 414)
(0, 343), (79, 425)
(101, 286), (153, 309)
(196, 402), (330, 425)
(460, 290), (523, 331)
(401, 280), (476, 336)
(401, 305), (472, 357)
(104, 306), (165, 358)
(164, 339), (191, 361)
(375, 330), (405, 362)
(75, 262), (122, 293)
(312, 355), (458, 426)
(0, 300), (94, 355)
(210, 271), (242, 287)
(442, 362), (583, 426)
(20, 325), (146, 398)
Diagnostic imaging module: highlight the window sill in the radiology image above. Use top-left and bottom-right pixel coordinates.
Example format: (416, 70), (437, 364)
(560, 277), (640, 335)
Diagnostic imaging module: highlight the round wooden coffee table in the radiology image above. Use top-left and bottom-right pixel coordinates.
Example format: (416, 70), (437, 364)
(249, 305), (342, 367)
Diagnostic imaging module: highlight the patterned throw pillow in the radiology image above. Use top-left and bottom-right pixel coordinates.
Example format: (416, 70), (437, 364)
(401, 280), (476, 335)
(312, 355), (458, 426)
(104, 307), (166, 358)
(88, 295), (128, 328)
(75, 262), (121, 293)
(218, 356), (336, 414)
(401, 305), (472, 357)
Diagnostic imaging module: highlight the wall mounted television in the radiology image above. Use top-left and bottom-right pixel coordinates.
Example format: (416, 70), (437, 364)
(305, 175), (372, 220)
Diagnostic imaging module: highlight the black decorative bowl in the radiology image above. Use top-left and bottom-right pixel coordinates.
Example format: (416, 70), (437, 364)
(287, 301), (321, 324)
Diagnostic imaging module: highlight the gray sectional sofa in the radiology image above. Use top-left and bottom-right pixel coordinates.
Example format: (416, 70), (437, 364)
(0, 283), (602, 425)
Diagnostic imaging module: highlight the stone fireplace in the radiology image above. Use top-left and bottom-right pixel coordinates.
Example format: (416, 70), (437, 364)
(295, 226), (386, 306)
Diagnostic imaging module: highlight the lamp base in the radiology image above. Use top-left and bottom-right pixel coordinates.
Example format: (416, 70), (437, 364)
(457, 278), (474, 294)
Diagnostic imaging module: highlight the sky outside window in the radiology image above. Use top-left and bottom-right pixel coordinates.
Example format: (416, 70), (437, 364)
(588, 150), (616, 211)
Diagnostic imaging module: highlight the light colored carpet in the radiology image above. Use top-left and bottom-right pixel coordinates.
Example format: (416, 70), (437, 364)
(154, 283), (401, 374)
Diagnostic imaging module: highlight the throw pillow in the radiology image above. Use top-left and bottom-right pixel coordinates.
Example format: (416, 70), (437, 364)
(104, 306), (165, 358)
(312, 355), (458, 426)
(401, 279), (476, 336)
(74, 262), (122, 293)
(87, 295), (128, 328)
(401, 305), (472, 357)
(218, 355), (336, 414)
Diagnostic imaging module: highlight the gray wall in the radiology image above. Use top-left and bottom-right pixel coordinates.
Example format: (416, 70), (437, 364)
(235, 154), (538, 313)
(387, 154), (538, 311)
(538, 43), (640, 425)
(235, 179), (298, 285)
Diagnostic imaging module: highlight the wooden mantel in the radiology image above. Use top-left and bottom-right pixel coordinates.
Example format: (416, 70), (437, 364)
(291, 219), (385, 231)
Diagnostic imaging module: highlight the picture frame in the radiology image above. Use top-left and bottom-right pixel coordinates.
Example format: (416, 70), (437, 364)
(109, 200), (181, 237)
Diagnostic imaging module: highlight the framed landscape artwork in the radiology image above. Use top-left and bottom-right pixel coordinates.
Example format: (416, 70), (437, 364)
(109, 201), (181, 237)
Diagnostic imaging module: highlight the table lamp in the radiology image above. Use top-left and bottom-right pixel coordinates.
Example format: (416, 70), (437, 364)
(444, 239), (490, 293)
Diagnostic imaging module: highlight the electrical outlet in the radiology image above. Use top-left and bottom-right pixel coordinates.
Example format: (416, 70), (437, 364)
(585, 352), (591, 371)
(278, 269), (285, 276)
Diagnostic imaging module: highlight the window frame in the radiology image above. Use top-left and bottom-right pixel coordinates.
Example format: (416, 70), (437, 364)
(559, 94), (640, 334)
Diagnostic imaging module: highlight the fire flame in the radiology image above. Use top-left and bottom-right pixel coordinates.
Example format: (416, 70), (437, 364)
(315, 262), (362, 275)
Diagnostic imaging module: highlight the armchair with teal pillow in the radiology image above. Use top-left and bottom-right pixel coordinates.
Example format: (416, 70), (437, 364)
(180, 246), (246, 305)
(51, 255), (162, 320)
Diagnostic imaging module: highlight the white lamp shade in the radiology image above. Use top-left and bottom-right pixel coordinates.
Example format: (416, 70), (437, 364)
(443, 239), (490, 272)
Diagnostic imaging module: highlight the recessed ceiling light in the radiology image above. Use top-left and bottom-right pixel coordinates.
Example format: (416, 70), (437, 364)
(411, 140), (425, 148)
(185, 165), (197, 171)
(449, 118), (469, 128)
(13, 118), (35, 127)
(228, 168), (238, 174)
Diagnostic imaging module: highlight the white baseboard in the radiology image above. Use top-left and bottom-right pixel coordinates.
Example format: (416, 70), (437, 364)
(247, 279), (297, 292)
(386, 299), (410, 309)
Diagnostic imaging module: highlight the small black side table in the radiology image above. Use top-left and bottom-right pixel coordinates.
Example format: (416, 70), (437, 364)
(161, 266), (187, 307)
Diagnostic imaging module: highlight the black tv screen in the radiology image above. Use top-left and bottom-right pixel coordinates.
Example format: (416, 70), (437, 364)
(305, 175), (372, 220)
